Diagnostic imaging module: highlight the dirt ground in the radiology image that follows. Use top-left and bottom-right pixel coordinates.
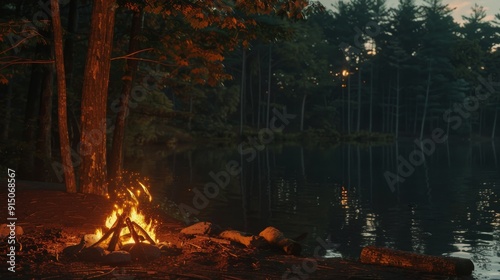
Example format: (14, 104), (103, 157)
(0, 186), (475, 280)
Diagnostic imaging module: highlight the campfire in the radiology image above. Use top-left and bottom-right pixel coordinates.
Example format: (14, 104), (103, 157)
(93, 181), (158, 250)
(64, 178), (164, 264)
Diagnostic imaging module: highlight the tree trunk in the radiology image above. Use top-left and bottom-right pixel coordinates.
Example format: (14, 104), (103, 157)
(492, 107), (498, 140)
(357, 66), (362, 132)
(360, 246), (474, 276)
(52, 0), (77, 193)
(188, 95), (193, 129)
(419, 62), (432, 140)
(64, 0), (78, 88)
(21, 52), (43, 178)
(395, 64), (400, 140)
(240, 48), (246, 136)
(79, 0), (117, 196)
(266, 44), (272, 129)
(347, 74), (351, 135)
(300, 93), (307, 131)
(413, 102), (418, 135)
(369, 63), (373, 133)
(36, 67), (54, 181)
(257, 50), (262, 129)
(249, 69), (255, 126)
(108, 9), (142, 182)
(1, 83), (12, 141)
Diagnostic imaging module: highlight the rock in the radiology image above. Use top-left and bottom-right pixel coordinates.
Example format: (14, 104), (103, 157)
(62, 242), (85, 258)
(102, 251), (132, 265)
(219, 230), (268, 248)
(0, 224), (24, 239)
(259, 226), (301, 256)
(120, 242), (135, 252)
(78, 246), (105, 262)
(83, 234), (100, 247)
(158, 243), (182, 256)
(129, 243), (161, 261)
(180, 221), (220, 236)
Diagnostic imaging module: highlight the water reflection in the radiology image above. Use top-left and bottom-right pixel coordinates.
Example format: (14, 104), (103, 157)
(127, 140), (500, 279)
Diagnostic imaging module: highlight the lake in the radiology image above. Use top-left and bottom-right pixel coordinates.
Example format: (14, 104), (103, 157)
(129, 140), (500, 279)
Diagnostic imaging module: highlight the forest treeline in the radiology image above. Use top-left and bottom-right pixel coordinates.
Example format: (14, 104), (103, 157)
(0, 0), (499, 194)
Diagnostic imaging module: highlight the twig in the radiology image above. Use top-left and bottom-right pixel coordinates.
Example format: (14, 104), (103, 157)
(110, 56), (176, 67)
(186, 242), (202, 249)
(173, 273), (211, 280)
(222, 276), (245, 280)
(83, 267), (117, 279)
(0, 36), (36, 55)
(110, 48), (154, 60)
(194, 235), (231, 245)
(218, 244), (238, 258)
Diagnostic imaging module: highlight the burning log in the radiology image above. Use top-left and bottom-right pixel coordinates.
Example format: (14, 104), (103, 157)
(90, 213), (156, 251)
(90, 215), (123, 251)
(108, 214), (126, 251)
(132, 221), (156, 245)
(259, 226), (301, 256)
(360, 246), (474, 276)
(219, 230), (268, 248)
(125, 217), (141, 244)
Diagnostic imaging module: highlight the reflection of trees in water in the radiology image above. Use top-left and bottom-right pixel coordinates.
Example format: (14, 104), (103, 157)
(126, 142), (500, 271)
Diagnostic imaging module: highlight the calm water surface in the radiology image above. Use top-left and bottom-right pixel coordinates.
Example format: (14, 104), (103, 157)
(129, 140), (500, 279)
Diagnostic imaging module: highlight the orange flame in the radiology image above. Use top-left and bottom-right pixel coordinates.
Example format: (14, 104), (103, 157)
(95, 181), (158, 246)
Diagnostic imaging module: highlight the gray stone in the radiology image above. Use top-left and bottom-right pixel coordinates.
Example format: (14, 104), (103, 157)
(102, 251), (132, 265)
(78, 246), (105, 262)
(129, 243), (161, 261)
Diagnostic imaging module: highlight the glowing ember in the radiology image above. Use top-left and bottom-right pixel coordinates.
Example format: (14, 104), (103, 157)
(94, 181), (158, 246)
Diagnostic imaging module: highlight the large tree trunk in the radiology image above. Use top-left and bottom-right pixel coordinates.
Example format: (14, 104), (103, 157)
(52, 0), (77, 193)
(64, 0), (78, 88)
(79, 0), (117, 196)
(35, 67), (54, 181)
(108, 9), (142, 183)
(20, 51), (43, 178)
